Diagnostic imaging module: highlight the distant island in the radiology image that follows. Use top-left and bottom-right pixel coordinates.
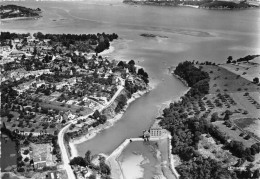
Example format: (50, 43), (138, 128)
(140, 33), (168, 38)
(0, 5), (41, 20)
(124, 0), (259, 9)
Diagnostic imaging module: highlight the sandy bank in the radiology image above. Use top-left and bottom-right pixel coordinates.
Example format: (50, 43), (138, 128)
(0, 16), (40, 21)
(178, 4), (199, 8)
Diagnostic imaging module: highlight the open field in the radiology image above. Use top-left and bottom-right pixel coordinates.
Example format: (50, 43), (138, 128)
(234, 118), (260, 139)
(39, 100), (93, 116)
(2, 115), (63, 135)
(220, 60), (260, 82)
(230, 92), (260, 118)
(200, 65), (260, 94)
(214, 121), (256, 148)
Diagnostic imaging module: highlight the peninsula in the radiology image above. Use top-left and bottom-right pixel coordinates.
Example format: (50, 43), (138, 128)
(0, 5), (41, 20)
(124, 0), (259, 9)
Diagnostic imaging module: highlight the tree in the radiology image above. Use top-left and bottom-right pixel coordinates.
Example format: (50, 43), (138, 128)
(137, 68), (149, 84)
(128, 60), (135, 66)
(17, 155), (23, 161)
(115, 94), (127, 113)
(23, 149), (30, 155)
(23, 140), (30, 146)
(128, 65), (136, 74)
(2, 122), (6, 129)
(117, 61), (124, 68)
(93, 110), (100, 119)
(225, 110), (233, 116)
(223, 113), (230, 121)
(69, 156), (87, 166)
(227, 56), (233, 63)
(253, 77), (259, 84)
(24, 157), (29, 162)
(253, 169), (260, 178)
(84, 150), (91, 165)
(33, 46), (37, 55)
(138, 68), (145, 76)
(100, 161), (111, 175)
(211, 112), (219, 122)
(99, 115), (107, 124)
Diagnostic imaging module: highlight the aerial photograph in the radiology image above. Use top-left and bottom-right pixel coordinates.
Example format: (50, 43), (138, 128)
(0, 0), (260, 178)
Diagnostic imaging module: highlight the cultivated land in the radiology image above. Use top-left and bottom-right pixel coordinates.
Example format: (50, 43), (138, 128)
(198, 63), (260, 170)
(161, 61), (260, 178)
(199, 64), (260, 141)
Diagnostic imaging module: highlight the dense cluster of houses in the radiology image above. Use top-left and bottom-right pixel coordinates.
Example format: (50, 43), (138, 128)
(1, 33), (149, 178)
(1, 34), (145, 136)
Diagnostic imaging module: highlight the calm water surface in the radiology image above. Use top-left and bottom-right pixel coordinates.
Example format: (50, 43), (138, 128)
(1, 0), (260, 156)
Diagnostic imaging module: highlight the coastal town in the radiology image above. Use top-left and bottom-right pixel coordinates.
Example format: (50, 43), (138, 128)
(0, 32), (150, 179)
(1, 30), (260, 179)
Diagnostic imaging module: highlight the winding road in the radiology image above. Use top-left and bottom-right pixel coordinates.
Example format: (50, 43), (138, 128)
(58, 77), (124, 179)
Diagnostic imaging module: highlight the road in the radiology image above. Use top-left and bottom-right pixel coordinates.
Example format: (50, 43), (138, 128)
(58, 77), (124, 179)
(58, 123), (76, 179)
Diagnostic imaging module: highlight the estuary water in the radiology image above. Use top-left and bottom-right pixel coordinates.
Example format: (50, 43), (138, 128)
(1, 0), (260, 156)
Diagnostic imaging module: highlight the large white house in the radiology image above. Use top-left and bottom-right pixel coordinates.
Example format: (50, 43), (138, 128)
(150, 120), (163, 137)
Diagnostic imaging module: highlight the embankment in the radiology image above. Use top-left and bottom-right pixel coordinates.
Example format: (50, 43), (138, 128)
(69, 87), (152, 158)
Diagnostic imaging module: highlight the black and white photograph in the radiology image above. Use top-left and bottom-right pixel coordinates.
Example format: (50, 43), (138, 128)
(1, 0), (260, 178)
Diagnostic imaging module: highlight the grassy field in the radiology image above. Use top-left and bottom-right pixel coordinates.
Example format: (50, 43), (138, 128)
(234, 118), (260, 139)
(220, 61), (260, 82)
(2, 114), (64, 135)
(213, 121), (256, 148)
(199, 65), (260, 94)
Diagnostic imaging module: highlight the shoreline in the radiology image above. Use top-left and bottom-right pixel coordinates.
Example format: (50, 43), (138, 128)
(124, 1), (258, 9)
(69, 86), (153, 158)
(0, 16), (41, 21)
(99, 42), (115, 56)
(178, 4), (199, 8)
(172, 73), (189, 87)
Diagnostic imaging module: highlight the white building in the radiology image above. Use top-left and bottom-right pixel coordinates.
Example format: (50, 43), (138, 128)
(150, 120), (163, 137)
